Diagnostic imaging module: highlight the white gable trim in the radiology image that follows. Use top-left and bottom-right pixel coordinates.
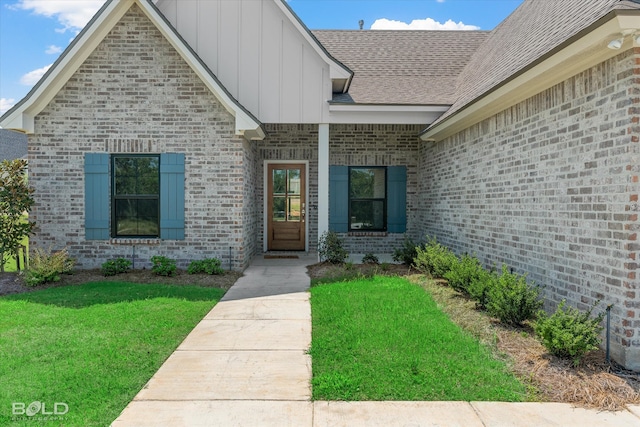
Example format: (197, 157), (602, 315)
(0, 0), (264, 140)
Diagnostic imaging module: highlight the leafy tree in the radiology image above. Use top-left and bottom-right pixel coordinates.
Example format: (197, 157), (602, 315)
(0, 159), (35, 270)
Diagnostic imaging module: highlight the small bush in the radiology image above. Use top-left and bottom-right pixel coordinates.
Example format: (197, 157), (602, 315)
(23, 247), (75, 286)
(318, 231), (348, 264)
(467, 268), (497, 310)
(188, 258), (224, 275)
(392, 235), (419, 266)
(444, 253), (485, 294)
(534, 300), (605, 366)
(361, 253), (379, 265)
(487, 265), (542, 326)
(413, 237), (457, 278)
(151, 255), (177, 277)
(101, 258), (132, 277)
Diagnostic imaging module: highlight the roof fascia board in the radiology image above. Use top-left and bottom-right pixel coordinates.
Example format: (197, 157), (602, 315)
(275, 0), (353, 82)
(421, 10), (640, 142)
(329, 106), (449, 125)
(1, 0), (265, 140)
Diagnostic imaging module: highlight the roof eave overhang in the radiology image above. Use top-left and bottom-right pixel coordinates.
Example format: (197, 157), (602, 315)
(0, 0), (265, 140)
(329, 103), (450, 125)
(421, 10), (640, 142)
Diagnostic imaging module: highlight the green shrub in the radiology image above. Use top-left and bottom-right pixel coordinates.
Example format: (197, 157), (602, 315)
(467, 268), (496, 310)
(318, 231), (348, 264)
(23, 247), (75, 286)
(534, 300), (605, 366)
(444, 253), (485, 294)
(361, 253), (379, 265)
(101, 258), (132, 277)
(413, 237), (457, 278)
(486, 265), (542, 326)
(188, 258), (224, 275)
(392, 235), (419, 266)
(151, 255), (177, 277)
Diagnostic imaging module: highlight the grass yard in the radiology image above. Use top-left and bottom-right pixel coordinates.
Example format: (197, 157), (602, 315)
(2, 236), (28, 272)
(310, 276), (528, 402)
(0, 281), (225, 426)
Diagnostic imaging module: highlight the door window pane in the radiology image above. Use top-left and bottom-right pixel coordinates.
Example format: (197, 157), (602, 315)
(273, 196), (286, 221)
(288, 196), (301, 221)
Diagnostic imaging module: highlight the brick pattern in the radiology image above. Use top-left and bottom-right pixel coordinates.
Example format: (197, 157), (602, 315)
(256, 124), (319, 252)
(418, 49), (640, 369)
(29, 4), (254, 270)
(330, 124), (423, 254)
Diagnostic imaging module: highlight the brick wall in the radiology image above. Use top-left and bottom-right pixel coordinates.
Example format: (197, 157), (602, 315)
(330, 124), (423, 254)
(418, 49), (640, 370)
(256, 124), (319, 252)
(30, 4), (253, 270)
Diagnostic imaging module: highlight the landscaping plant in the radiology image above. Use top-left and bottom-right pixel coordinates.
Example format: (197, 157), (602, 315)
(187, 258), (224, 275)
(392, 235), (420, 266)
(318, 231), (348, 264)
(534, 300), (605, 366)
(413, 237), (457, 278)
(101, 258), (132, 277)
(361, 253), (379, 265)
(151, 255), (177, 277)
(486, 265), (542, 326)
(466, 268), (496, 310)
(444, 253), (485, 294)
(0, 159), (35, 271)
(22, 247), (75, 286)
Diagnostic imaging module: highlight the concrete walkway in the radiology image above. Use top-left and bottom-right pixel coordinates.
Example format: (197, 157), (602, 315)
(112, 255), (640, 427)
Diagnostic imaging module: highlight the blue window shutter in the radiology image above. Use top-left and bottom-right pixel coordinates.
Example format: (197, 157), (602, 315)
(84, 153), (110, 240)
(387, 166), (407, 233)
(329, 165), (348, 232)
(160, 153), (185, 240)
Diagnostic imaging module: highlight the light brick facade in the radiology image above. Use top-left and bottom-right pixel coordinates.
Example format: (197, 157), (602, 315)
(329, 124), (423, 254)
(30, 4), (257, 270)
(418, 49), (640, 369)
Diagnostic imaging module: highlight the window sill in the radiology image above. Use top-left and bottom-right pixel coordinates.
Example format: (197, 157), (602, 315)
(348, 231), (388, 237)
(109, 238), (161, 245)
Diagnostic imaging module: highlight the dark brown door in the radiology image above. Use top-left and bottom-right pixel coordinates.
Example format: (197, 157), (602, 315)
(267, 164), (306, 251)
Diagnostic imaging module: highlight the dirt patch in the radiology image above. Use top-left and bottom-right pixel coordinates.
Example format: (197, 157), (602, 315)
(306, 262), (640, 411)
(0, 268), (242, 297)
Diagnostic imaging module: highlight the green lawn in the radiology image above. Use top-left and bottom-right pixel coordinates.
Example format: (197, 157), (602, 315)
(310, 276), (527, 401)
(0, 282), (225, 426)
(2, 236), (28, 272)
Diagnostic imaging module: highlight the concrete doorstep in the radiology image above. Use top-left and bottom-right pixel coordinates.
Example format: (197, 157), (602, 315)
(111, 255), (640, 426)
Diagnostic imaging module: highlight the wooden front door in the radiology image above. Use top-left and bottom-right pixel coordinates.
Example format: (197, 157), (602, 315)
(267, 164), (306, 251)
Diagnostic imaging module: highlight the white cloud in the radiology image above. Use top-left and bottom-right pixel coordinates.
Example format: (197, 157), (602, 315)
(0, 98), (16, 115)
(371, 17), (479, 31)
(45, 45), (63, 55)
(20, 64), (52, 86)
(16, 0), (105, 33)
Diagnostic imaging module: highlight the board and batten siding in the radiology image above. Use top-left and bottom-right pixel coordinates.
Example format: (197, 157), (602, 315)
(156, 0), (331, 124)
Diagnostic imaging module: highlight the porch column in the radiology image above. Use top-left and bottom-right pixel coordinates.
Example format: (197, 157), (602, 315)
(317, 123), (329, 245)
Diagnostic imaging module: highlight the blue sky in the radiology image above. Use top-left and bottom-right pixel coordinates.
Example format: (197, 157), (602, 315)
(0, 0), (523, 115)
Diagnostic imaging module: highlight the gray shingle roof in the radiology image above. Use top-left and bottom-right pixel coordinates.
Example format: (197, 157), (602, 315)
(312, 30), (488, 105)
(0, 129), (27, 161)
(434, 0), (640, 126)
